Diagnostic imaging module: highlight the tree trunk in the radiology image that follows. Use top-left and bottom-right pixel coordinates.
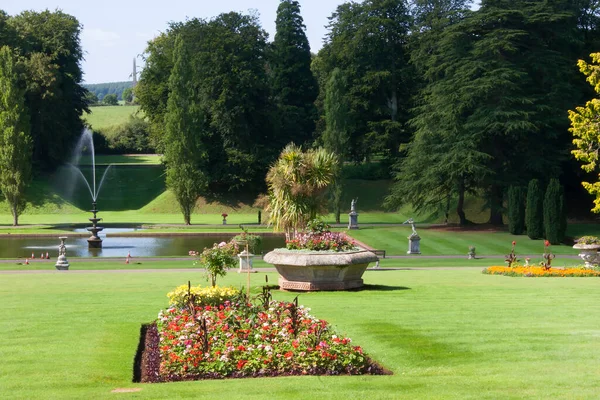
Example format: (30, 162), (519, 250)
(335, 208), (341, 224)
(488, 185), (504, 226)
(457, 179), (467, 226)
(210, 275), (216, 287)
(11, 205), (18, 226)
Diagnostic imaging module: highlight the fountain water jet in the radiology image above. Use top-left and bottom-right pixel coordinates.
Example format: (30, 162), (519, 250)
(69, 129), (113, 249)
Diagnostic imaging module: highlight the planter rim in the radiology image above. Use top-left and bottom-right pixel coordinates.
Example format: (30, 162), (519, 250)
(263, 248), (378, 267)
(573, 244), (600, 249)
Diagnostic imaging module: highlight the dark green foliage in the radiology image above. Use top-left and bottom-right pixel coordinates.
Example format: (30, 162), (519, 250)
(83, 81), (133, 101)
(84, 91), (99, 105)
(102, 94), (118, 105)
(316, 0), (414, 162)
(544, 178), (565, 244)
(98, 116), (153, 153)
(122, 87), (134, 103)
(507, 186), (526, 235)
(137, 13), (277, 199)
(323, 68), (350, 223)
(164, 35), (207, 225)
(6, 10), (88, 171)
(0, 46), (32, 226)
(526, 179), (544, 239)
(270, 0), (317, 147)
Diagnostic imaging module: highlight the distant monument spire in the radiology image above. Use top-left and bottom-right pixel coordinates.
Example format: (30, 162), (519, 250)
(132, 58), (137, 87)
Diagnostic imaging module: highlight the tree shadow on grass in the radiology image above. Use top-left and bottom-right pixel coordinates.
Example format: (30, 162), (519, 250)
(354, 284), (411, 292)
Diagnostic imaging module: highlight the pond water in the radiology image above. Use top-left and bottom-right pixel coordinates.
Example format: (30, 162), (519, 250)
(0, 233), (285, 259)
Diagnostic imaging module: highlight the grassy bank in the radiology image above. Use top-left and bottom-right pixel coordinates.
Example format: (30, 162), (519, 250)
(1, 269), (599, 399)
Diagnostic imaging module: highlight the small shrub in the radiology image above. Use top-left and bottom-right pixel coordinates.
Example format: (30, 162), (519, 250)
(575, 236), (600, 245)
(526, 179), (544, 239)
(544, 178), (564, 244)
(507, 186), (526, 235)
(232, 226), (263, 254)
(167, 284), (240, 308)
(190, 240), (239, 287)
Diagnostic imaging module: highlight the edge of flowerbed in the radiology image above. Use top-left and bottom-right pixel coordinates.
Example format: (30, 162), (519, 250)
(133, 322), (392, 383)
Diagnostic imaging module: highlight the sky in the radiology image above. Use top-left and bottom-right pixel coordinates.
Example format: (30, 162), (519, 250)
(2, 0), (347, 84)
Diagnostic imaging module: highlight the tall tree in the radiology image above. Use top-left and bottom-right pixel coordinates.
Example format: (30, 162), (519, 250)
(0, 46), (32, 226)
(163, 35), (207, 225)
(317, 0), (414, 162)
(322, 68), (351, 223)
(8, 10), (88, 170)
(137, 14), (277, 198)
(270, 0), (318, 147)
(569, 52), (600, 213)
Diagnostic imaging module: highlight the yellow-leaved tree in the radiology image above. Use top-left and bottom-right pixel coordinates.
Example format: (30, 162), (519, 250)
(569, 53), (600, 213)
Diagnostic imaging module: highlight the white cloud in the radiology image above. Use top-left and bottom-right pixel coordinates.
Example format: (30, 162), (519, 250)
(82, 28), (121, 47)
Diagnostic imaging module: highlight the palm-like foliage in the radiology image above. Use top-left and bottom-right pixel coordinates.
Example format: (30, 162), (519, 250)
(266, 144), (338, 238)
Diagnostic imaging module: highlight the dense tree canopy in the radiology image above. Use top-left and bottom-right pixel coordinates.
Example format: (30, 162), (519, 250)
(269, 0), (318, 147)
(0, 46), (32, 226)
(0, 9), (87, 171)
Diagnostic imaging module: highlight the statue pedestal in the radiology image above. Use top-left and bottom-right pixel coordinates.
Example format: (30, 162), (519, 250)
(348, 211), (359, 230)
(407, 234), (421, 254)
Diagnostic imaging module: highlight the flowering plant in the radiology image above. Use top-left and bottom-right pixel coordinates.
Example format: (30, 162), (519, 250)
(483, 265), (600, 277)
(156, 299), (375, 380)
(221, 213), (228, 219)
(285, 219), (357, 252)
(505, 241), (519, 268)
(542, 240), (555, 270)
(575, 235), (600, 245)
(167, 284), (240, 308)
(190, 240), (238, 287)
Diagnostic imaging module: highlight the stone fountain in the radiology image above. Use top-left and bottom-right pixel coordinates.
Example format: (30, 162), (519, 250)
(87, 201), (104, 248)
(68, 129), (112, 249)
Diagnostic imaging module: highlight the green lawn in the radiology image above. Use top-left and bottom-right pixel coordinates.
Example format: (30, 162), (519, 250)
(1, 268), (599, 399)
(83, 105), (141, 130)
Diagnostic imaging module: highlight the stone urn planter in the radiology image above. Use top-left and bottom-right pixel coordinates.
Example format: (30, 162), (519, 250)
(573, 244), (600, 268)
(263, 249), (378, 291)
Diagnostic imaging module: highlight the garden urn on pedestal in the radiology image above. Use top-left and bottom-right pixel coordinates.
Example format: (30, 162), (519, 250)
(264, 249), (378, 291)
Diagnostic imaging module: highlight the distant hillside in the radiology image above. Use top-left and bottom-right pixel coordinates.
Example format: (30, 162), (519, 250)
(84, 81), (133, 101)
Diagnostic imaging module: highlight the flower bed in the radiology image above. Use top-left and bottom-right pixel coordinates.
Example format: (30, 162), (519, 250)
(483, 266), (600, 277)
(140, 293), (386, 382)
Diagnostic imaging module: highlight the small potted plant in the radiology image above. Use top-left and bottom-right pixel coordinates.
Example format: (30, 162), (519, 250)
(221, 213), (228, 225)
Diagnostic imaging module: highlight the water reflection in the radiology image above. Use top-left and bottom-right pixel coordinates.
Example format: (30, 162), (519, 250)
(1, 234), (285, 258)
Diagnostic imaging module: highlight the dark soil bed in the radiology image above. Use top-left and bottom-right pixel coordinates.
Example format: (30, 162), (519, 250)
(133, 322), (391, 383)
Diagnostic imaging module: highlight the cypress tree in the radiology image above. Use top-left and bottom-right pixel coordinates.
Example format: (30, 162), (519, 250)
(0, 46), (32, 226)
(163, 35), (207, 225)
(323, 68), (350, 223)
(270, 0), (317, 147)
(526, 179), (544, 239)
(544, 178), (564, 244)
(507, 186), (526, 235)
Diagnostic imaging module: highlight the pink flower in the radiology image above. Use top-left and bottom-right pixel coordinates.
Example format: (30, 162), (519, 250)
(218, 241), (227, 248)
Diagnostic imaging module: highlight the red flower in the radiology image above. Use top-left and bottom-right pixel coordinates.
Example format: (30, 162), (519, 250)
(544, 240), (550, 247)
(237, 359), (248, 369)
(512, 241), (516, 246)
(221, 213), (228, 218)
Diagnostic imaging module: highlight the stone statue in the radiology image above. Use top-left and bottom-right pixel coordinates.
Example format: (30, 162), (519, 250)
(404, 218), (418, 236)
(350, 198), (357, 213)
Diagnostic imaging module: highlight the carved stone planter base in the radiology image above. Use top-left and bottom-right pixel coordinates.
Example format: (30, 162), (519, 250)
(264, 249), (378, 292)
(279, 277), (364, 291)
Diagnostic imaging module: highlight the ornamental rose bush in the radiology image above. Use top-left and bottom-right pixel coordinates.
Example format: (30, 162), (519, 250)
(156, 299), (372, 379)
(190, 240), (239, 287)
